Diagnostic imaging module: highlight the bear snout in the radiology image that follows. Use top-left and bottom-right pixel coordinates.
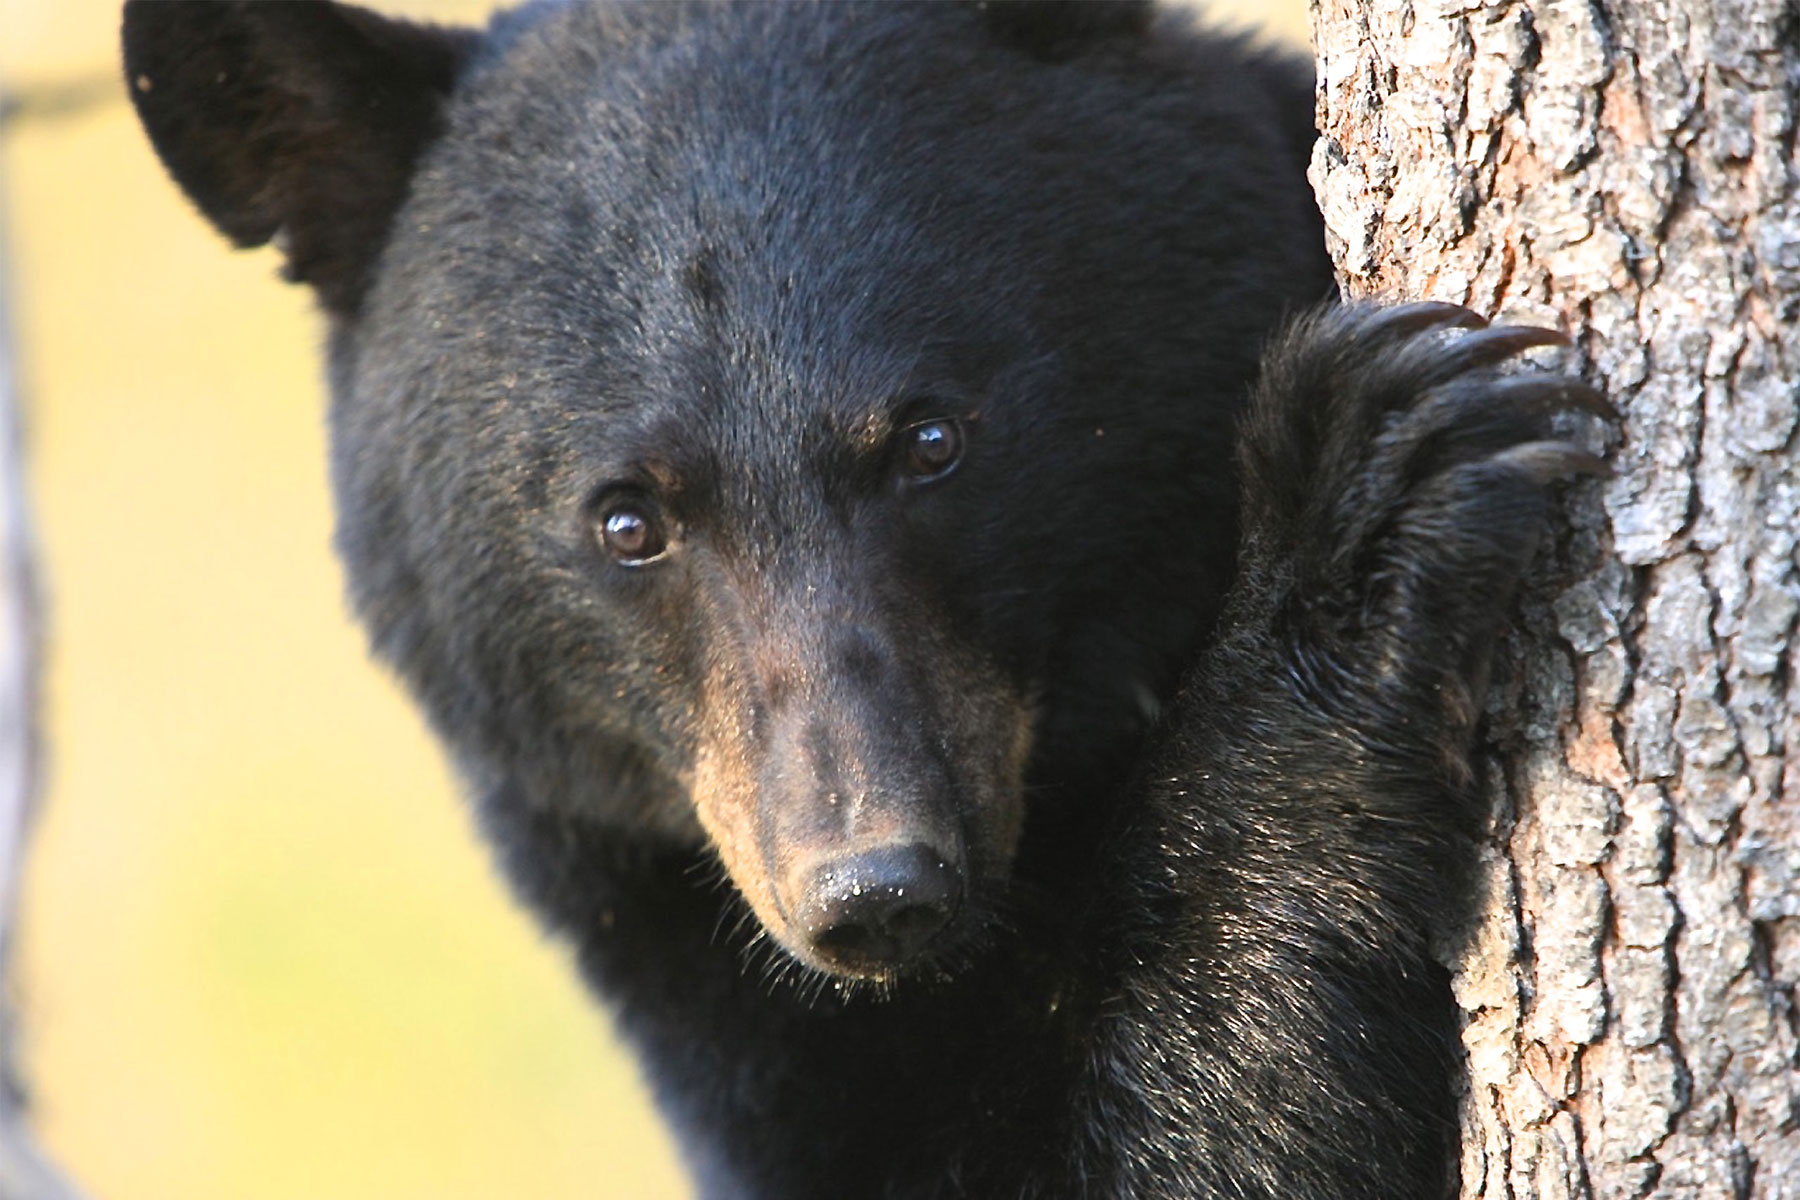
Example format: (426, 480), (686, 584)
(756, 702), (972, 975)
(793, 843), (964, 971)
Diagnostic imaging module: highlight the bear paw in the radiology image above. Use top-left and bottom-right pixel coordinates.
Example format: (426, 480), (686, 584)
(1233, 302), (1611, 753)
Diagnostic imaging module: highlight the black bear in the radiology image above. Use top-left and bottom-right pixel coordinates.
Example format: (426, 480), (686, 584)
(122, 2), (1604, 1196)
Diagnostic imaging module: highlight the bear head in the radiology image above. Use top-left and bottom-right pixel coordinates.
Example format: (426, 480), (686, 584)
(123, 0), (1325, 980)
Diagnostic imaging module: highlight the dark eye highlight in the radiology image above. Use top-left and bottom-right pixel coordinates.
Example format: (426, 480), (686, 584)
(898, 417), (965, 483)
(594, 497), (670, 565)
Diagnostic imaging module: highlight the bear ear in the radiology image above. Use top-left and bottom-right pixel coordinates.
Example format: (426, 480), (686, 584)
(974, 0), (1153, 58)
(121, 0), (479, 316)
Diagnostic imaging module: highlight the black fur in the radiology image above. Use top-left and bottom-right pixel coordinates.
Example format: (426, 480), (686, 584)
(122, 0), (476, 314)
(122, 3), (1601, 1197)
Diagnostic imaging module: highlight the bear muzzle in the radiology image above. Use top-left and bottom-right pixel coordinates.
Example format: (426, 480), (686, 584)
(687, 577), (1027, 979)
(755, 700), (972, 976)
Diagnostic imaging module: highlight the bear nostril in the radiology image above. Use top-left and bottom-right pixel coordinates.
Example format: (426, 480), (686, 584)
(812, 919), (883, 960)
(800, 844), (961, 969)
(812, 901), (951, 963)
(883, 900), (952, 948)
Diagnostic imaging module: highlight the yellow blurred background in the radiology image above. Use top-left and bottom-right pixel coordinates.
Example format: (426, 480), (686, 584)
(0, 2), (1305, 1198)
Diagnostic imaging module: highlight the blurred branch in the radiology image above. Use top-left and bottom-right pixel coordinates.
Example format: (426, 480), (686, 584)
(0, 75), (121, 130)
(0, 90), (88, 1200)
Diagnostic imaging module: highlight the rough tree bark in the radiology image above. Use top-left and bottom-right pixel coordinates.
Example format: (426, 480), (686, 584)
(1310, 1), (1800, 1196)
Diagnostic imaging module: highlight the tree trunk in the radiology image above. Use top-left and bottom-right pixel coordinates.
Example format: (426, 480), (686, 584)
(0, 126), (84, 1200)
(1309, 1), (1800, 1196)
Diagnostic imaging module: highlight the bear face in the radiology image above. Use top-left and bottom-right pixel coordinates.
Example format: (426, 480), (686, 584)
(301, 1), (1327, 977)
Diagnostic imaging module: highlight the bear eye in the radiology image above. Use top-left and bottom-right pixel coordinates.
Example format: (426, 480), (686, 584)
(595, 499), (669, 565)
(898, 417), (965, 483)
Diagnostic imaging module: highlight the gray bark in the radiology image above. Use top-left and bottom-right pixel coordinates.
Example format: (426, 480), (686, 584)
(0, 116), (85, 1200)
(1309, 1), (1800, 1196)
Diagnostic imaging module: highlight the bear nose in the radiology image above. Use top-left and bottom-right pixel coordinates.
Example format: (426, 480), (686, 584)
(797, 844), (962, 969)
